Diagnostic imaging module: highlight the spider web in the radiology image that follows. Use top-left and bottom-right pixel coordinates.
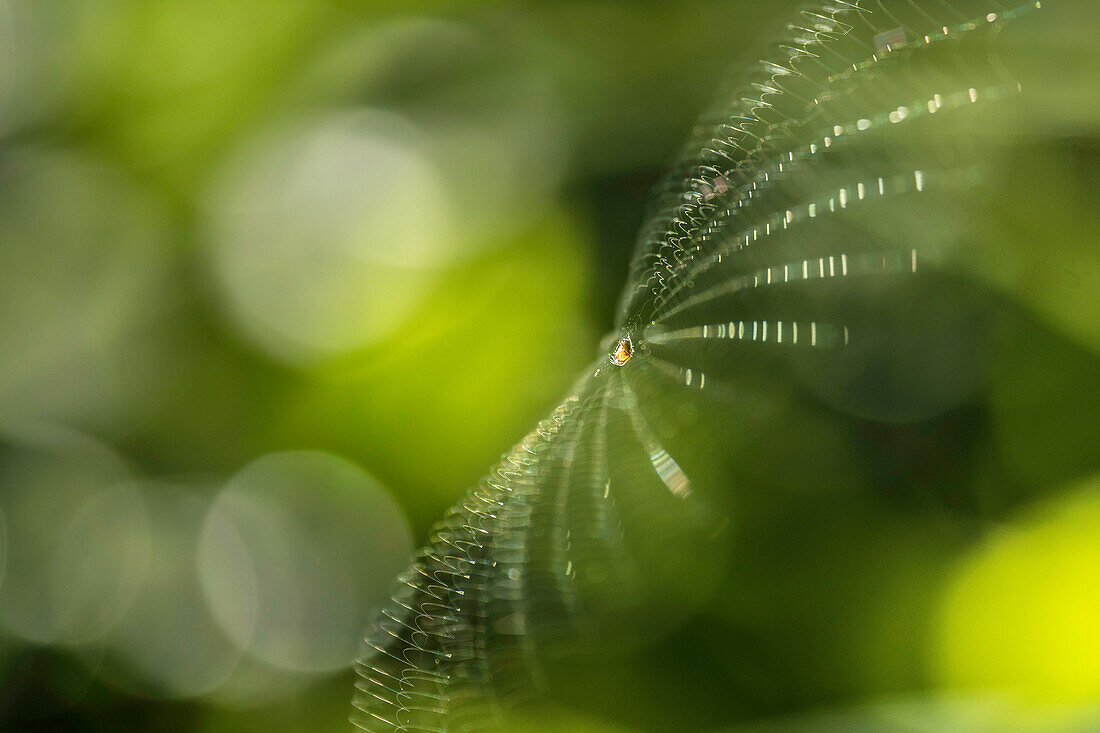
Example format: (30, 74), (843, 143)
(351, 2), (1095, 730)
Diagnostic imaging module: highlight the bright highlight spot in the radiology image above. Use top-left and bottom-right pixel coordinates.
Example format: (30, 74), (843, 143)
(936, 476), (1100, 711)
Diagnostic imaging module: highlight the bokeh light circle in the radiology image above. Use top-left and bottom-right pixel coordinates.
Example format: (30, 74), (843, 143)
(0, 423), (144, 646)
(98, 483), (245, 699)
(199, 451), (413, 674)
(0, 146), (171, 430)
(204, 110), (458, 364)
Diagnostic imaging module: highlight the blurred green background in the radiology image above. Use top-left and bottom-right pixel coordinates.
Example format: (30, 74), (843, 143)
(0, 1), (1097, 732)
(0, 1), (805, 729)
